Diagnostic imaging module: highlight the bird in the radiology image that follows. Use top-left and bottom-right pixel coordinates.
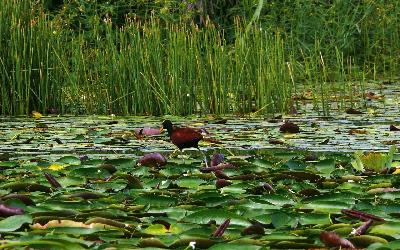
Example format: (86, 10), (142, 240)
(161, 120), (208, 167)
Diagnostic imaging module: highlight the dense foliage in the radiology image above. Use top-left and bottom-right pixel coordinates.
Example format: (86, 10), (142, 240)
(0, 0), (399, 115)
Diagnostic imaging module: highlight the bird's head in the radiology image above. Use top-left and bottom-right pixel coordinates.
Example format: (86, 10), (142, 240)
(161, 120), (173, 136)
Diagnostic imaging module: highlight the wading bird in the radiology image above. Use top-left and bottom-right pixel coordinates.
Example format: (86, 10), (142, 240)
(161, 120), (208, 167)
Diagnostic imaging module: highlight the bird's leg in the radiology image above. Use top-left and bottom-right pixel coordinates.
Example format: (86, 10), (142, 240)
(179, 149), (187, 165)
(169, 149), (180, 158)
(198, 148), (209, 168)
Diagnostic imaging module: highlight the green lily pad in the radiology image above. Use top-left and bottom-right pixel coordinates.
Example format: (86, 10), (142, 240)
(0, 215), (33, 232)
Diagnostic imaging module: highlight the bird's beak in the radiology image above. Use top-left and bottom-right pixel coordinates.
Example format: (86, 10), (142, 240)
(159, 127), (164, 133)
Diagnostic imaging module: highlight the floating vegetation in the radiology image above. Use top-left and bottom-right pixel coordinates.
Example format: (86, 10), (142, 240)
(0, 114), (399, 249)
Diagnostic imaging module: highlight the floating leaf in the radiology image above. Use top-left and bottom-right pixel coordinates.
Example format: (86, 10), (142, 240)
(176, 176), (205, 188)
(0, 161), (18, 169)
(361, 152), (387, 172)
(1, 182), (51, 193)
(209, 243), (261, 250)
(68, 192), (106, 200)
(349, 235), (388, 247)
(184, 209), (250, 227)
(271, 212), (295, 229)
(56, 156), (81, 166)
(0, 214), (32, 232)
(299, 213), (331, 225)
(370, 222), (400, 238)
(315, 159), (336, 177)
(85, 217), (133, 231)
(352, 151), (365, 172)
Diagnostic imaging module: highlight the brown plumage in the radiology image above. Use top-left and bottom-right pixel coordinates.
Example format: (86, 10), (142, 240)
(161, 120), (208, 167)
(162, 120), (203, 150)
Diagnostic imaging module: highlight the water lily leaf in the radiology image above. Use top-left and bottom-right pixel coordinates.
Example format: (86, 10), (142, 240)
(277, 171), (323, 182)
(148, 207), (188, 221)
(143, 224), (181, 235)
(352, 151), (365, 172)
(135, 194), (177, 207)
(361, 152), (387, 172)
(68, 192), (106, 200)
(271, 212), (296, 229)
(168, 236), (216, 249)
(367, 240), (400, 250)
(291, 228), (322, 237)
(0, 239), (86, 250)
(261, 232), (307, 241)
(208, 243), (261, 250)
(0, 214), (32, 232)
(43, 235), (93, 247)
(282, 160), (306, 171)
(58, 176), (86, 187)
(386, 145), (397, 169)
(56, 156), (81, 165)
(85, 217), (133, 231)
(30, 219), (124, 235)
(300, 201), (350, 213)
(183, 209), (251, 227)
(370, 222), (400, 238)
(259, 194), (295, 207)
(176, 176), (205, 189)
(273, 241), (319, 249)
(379, 191), (400, 200)
(0, 161), (18, 168)
(1, 182), (51, 193)
(138, 237), (168, 248)
(220, 182), (246, 194)
(349, 235), (388, 247)
(90, 180), (127, 192)
(299, 213), (331, 225)
(251, 159), (273, 170)
(314, 159), (336, 177)
(69, 166), (109, 179)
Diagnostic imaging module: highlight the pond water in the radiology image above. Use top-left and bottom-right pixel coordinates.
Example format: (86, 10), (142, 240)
(2, 82), (400, 160)
(1, 110), (399, 163)
(0, 81), (400, 249)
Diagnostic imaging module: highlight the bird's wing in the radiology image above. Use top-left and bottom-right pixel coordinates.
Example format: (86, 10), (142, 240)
(171, 128), (203, 146)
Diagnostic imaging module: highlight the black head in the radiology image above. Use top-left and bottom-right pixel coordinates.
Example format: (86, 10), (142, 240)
(162, 120), (174, 136)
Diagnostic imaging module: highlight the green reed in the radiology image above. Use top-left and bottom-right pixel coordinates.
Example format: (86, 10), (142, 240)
(1, 1), (399, 116)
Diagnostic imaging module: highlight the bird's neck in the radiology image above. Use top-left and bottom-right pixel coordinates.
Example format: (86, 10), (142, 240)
(166, 127), (173, 137)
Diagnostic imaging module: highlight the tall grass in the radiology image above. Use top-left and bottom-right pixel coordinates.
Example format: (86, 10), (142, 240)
(0, 1), (399, 116)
